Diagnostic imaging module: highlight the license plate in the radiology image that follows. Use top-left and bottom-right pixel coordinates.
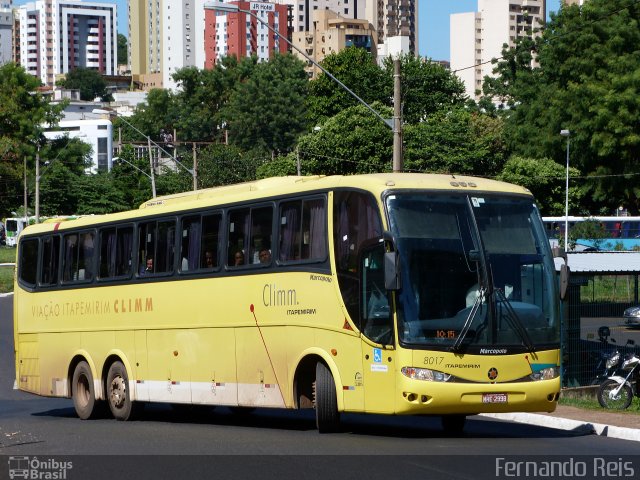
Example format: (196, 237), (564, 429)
(482, 393), (508, 404)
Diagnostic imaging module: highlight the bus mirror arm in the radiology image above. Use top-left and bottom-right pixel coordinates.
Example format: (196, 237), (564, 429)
(552, 247), (570, 300)
(384, 251), (401, 291)
(382, 230), (396, 250)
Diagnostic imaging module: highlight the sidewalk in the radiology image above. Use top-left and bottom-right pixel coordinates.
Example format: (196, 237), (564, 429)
(482, 404), (640, 442)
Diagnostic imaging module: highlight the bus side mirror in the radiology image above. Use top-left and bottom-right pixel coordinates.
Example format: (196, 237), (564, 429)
(384, 252), (401, 291)
(559, 263), (569, 300)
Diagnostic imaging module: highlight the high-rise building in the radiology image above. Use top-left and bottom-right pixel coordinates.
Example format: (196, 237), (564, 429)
(292, 9), (376, 78)
(282, 0), (365, 32)
(364, 0), (418, 58)
(0, 3), (12, 66)
(163, 0), (206, 90)
(450, 0), (546, 100)
(204, 1), (290, 68)
(129, 0), (163, 89)
(17, 0), (118, 86)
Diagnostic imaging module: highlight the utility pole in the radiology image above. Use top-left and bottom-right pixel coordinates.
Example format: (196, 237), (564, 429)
(147, 137), (157, 198)
(23, 157), (27, 224)
(192, 142), (198, 191)
(35, 146), (40, 224)
(393, 58), (403, 173)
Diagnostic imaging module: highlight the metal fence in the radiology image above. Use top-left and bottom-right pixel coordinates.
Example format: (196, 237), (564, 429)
(562, 273), (640, 387)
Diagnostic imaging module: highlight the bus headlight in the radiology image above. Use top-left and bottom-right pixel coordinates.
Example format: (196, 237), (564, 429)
(529, 366), (559, 381)
(401, 366), (451, 382)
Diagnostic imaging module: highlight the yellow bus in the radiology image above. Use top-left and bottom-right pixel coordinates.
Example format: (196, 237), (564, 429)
(14, 174), (563, 433)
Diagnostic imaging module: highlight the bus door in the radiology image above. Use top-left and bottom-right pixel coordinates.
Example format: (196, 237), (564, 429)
(359, 242), (396, 413)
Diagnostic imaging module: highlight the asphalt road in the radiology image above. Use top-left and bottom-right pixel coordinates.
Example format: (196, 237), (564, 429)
(2, 295), (640, 480)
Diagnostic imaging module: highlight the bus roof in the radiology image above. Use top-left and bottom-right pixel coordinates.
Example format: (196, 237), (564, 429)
(19, 173), (532, 236)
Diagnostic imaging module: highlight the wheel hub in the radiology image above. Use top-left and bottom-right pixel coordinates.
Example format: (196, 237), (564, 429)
(110, 376), (127, 409)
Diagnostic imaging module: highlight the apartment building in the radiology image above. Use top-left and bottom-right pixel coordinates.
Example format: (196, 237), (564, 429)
(204, 1), (289, 68)
(18, 0), (118, 86)
(17, 0), (118, 86)
(129, 0), (163, 89)
(283, 0), (365, 32)
(292, 8), (376, 78)
(364, 0), (417, 58)
(450, 0), (546, 100)
(0, 4), (11, 66)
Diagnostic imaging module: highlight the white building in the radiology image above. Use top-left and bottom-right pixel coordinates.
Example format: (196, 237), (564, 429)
(451, 0), (546, 101)
(17, 0), (118, 86)
(44, 117), (113, 174)
(0, 5), (12, 66)
(162, 0), (206, 91)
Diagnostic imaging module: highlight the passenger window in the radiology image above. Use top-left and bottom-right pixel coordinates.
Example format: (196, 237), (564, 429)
(227, 206), (273, 267)
(279, 198), (327, 262)
(99, 226), (133, 279)
(180, 213), (221, 272)
(41, 235), (60, 286)
(63, 231), (95, 282)
(138, 220), (175, 276)
(19, 238), (39, 286)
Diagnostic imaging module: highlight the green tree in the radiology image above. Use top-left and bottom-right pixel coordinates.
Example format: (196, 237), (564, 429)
(120, 88), (176, 144)
(76, 173), (129, 214)
(483, 0), (640, 214)
(383, 54), (469, 124)
(38, 137), (93, 215)
(196, 144), (264, 187)
(295, 102), (393, 175)
(403, 109), (507, 176)
(496, 155), (583, 216)
(117, 34), (128, 66)
(0, 63), (64, 216)
(307, 47), (388, 126)
(221, 53), (308, 154)
(58, 67), (112, 101)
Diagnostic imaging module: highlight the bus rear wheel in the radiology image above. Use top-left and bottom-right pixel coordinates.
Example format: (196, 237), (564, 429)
(314, 362), (340, 433)
(72, 361), (98, 420)
(107, 361), (140, 421)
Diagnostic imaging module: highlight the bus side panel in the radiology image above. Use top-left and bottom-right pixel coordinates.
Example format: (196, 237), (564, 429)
(16, 334), (40, 395)
(146, 329), (193, 403)
(39, 333), (81, 397)
(133, 330), (149, 402)
(235, 325), (288, 408)
(189, 327), (237, 406)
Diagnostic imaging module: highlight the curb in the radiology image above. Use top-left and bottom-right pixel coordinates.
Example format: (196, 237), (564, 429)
(481, 412), (640, 442)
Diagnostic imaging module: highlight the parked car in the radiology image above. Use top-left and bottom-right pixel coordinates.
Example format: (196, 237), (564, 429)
(624, 306), (640, 328)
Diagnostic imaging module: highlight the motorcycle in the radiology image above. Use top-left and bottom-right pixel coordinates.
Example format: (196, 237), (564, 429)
(597, 351), (640, 410)
(589, 326), (626, 385)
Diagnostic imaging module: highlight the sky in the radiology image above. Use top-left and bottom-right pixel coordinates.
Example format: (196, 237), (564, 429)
(14, 0), (562, 61)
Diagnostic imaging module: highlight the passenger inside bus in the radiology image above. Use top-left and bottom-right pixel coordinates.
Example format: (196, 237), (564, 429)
(259, 248), (271, 264)
(233, 250), (245, 266)
(140, 256), (153, 275)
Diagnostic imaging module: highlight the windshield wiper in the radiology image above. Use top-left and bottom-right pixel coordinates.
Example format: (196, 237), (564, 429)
(493, 288), (536, 353)
(450, 287), (486, 352)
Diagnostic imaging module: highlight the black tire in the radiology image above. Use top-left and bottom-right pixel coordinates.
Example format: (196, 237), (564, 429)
(441, 414), (467, 434)
(597, 379), (633, 410)
(315, 362), (340, 433)
(106, 360), (140, 421)
(72, 361), (98, 420)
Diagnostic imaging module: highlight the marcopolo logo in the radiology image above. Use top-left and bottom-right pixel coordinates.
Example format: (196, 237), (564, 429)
(8, 456), (73, 479)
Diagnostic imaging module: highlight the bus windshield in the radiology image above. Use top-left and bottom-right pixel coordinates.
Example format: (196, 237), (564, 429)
(386, 192), (560, 352)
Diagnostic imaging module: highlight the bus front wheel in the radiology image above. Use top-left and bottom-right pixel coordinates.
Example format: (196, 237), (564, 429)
(106, 361), (140, 421)
(314, 362), (340, 433)
(72, 361), (98, 420)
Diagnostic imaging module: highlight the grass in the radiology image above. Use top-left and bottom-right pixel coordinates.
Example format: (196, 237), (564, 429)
(0, 246), (16, 294)
(560, 392), (640, 415)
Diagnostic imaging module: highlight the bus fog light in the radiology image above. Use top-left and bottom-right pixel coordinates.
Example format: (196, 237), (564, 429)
(529, 367), (559, 381)
(401, 366), (451, 382)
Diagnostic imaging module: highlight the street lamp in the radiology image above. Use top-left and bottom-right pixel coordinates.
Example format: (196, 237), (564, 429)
(560, 129), (571, 251)
(203, 1), (403, 171)
(113, 156), (156, 198)
(92, 109), (197, 191)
